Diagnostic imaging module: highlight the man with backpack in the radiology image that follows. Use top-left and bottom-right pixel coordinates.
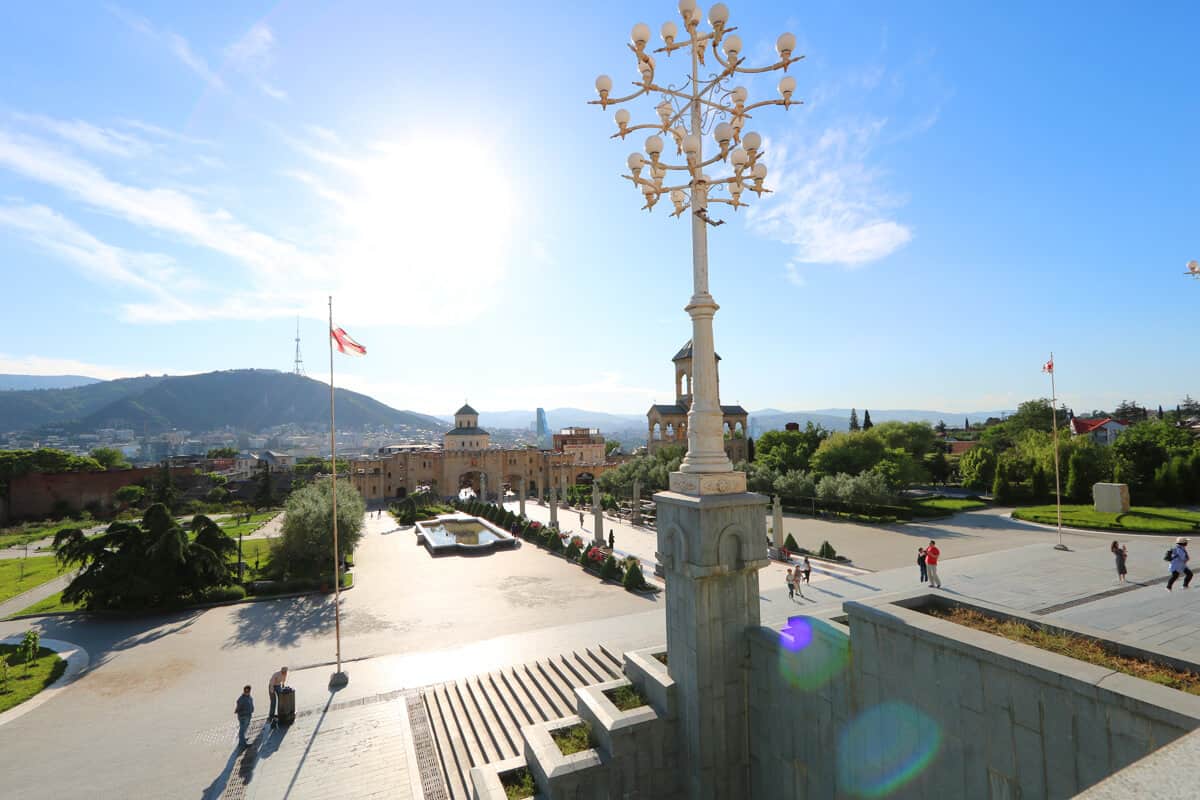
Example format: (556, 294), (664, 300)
(1166, 537), (1192, 590)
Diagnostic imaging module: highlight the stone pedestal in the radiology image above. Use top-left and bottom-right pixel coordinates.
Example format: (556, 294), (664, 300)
(1094, 482), (1131, 513)
(519, 477), (526, 518)
(632, 479), (642, 526)
(654, 483), (768, 800)
(592, 482), (605, 546)
(772, 495), (784, 548)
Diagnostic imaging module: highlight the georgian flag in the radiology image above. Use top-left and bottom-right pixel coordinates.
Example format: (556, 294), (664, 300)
(331, 327), (366, 356)
(1042, 357), (1053, 374)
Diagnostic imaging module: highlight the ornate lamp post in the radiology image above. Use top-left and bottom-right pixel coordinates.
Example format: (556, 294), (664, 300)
(590, 6), (803, 798)
(590, 0), (800, 493)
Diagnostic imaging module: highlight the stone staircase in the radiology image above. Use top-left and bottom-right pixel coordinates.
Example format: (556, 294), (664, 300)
(422, 646), (625, 799)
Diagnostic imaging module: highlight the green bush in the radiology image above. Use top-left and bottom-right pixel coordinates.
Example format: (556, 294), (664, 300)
(783, 533), (800, 551)
(565, 541), (581, 560)
(601, 555), (621, 580)
(578, 547), (591, 567)
(622, 560), (647, 590)
(547, 529), (564, 552)
(196, 585), (246, 603)
(818, 540), (837, 559)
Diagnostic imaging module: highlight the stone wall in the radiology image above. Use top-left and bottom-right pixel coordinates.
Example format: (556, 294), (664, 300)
(747, 593), (1200, 799)
(6, 466), (195, 520)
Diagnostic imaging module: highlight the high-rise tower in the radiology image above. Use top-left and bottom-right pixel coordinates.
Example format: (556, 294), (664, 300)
(293, 317), (305, 376)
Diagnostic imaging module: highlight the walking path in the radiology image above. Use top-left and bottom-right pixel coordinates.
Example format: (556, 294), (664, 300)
(0, 573), (72, 619)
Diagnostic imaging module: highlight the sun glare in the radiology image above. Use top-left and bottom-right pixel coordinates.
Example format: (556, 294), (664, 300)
(331, 135), (517, 325)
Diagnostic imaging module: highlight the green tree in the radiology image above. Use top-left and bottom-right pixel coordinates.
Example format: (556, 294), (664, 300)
(861, 410), (873, 430)
(935, 420), (947, 435)
(1111, 419), (1195, 496)
(848, 408), (860, 432)
(773, 469), (816, 501)
(53, 505), (235, 609)
(1065, 445), (1108, 503)
(1031, 465), (1049, 502)
(206, 447), (238, 459)
(991, 465), (1014, 504)
(253, 461), (274, 508)
(150, 461), (179, 509)
(605, 440), (622, 456)
(114, 484), (145, 508)
(755, 424), (828, 473)
(810, 430), (885, 477)
(923, 451), (951, 485)
(873, 421), (938, 461)
(89, 447), (130, 470)
(18, 630), (40, 674)
(960, 446), (997, 491)
(277, 478), (365, 578)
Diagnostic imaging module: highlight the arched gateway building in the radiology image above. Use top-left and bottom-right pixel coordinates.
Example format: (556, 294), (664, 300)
(647, 340), (749, 464)
(349, 403), (621, 502)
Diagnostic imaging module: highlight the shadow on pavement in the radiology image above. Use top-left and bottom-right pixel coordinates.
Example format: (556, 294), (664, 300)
(282, 689), (340, 800)
(29, 610), (202, 671)
(222, 595), (335, 650)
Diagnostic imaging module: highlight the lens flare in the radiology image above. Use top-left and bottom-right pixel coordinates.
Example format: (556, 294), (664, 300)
(778, 616), (849, 691)
(836, 702), (942, 797)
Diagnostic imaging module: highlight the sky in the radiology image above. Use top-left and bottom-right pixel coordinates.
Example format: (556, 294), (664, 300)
(0, 1), (1197, 417)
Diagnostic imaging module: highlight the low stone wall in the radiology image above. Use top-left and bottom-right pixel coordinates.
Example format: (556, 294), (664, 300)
(747, 593), (1200, 799)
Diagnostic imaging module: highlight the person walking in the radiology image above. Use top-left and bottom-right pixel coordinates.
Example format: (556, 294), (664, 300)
(1167, 537), (1192, 590)
(801, 556), (812, 584)
(268, 666), (288, 722)
(579, 511), (585, 527)
(1111, 541), (1128, 583)
(917, 547), (928, 583)
(235, 685), (254, 749)
(785, 568), (795, 601)
(925, 540), (942, 588)
(608, 530), (615, 550)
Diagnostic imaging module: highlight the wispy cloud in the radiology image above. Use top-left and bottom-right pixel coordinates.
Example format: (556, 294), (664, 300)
(747, 119), (912, 267)
(107, 4), (224, 90)
(0, 203), (204, 320)
(10, 113), (150, 158)
(226, 22), (286, 100)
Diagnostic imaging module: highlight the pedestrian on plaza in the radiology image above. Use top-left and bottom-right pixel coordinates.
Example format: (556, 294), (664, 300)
(267, 666), (288, 722)
(785, 568), (795, 601)
(580, 511), (585, 526)
(1111, 540), (1128, 583)
(917, 547), (928, 583)
(608, 530), (615, 550)
(802, 556), (812, 584)
(235, 685), (254, 749)
(1167, 537), (1192, 591)
(925, 540), (942, 588)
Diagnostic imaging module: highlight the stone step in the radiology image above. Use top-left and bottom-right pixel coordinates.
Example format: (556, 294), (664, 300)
(421, 647), (624, 798)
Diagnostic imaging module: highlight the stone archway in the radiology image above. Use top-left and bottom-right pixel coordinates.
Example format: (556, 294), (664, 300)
(458, 470), (483, 496)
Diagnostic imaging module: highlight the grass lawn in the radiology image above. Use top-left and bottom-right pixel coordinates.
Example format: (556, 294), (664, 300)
(1012, 505), (1200, 534)
(0, 645), (68, 714)
(0, 555), (64, 604)
(0, 519), (92, 550)
(911, 496), (988, 517)
(926, 607), (1200, 695)
(219, 510), (280, 539)
(12, 590), (80, 617)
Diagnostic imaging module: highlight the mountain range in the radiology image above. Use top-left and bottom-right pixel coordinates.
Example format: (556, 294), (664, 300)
(0, 370), (447, 434)
(0, 374), (100, 391)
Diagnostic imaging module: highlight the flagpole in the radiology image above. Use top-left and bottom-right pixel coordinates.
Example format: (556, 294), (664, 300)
(329, 296), (348, 687)
(1049, 352), (1067, 551)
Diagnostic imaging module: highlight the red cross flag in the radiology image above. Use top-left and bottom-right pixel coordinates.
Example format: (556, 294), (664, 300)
(331, 327), (366, 357)
(1042, 357), (1053, 374)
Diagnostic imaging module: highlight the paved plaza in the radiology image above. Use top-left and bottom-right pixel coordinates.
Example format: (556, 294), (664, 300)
(1, 506), (1197, 798)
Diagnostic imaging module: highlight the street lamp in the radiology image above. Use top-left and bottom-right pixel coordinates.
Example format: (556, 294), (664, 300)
(590, 2), (801, 490)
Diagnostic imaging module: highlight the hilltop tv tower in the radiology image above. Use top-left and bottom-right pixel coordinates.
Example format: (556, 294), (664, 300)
(293, 317), (305, 376)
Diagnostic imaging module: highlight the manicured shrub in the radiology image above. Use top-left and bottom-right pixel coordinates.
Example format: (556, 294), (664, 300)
(547, 529), (564, 552)
(601, 555), (621, 580)
(818, 540), (837, 559)
(565, 541), (581, 560)
(622, 560), (647, 590)
(196, 585), (247, 603)
(783, 533), (800, 552)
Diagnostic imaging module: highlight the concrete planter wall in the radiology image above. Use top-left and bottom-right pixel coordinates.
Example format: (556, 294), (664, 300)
(576, 678), (678, 799)
(623, 646), (676, 720)
(523, 715), (609, 800)
(470, 755), (544, 800)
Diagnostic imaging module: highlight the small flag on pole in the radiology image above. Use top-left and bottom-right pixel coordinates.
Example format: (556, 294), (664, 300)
(1042, 357), (1053, 374)
(331, 327), (366, 357)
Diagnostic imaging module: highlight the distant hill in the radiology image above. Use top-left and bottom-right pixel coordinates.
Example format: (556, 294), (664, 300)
(0, 370), (447, 434)
(0, 374), (101, 391)
(749, 407), (1014, 436)
(437, 408), (647, 432)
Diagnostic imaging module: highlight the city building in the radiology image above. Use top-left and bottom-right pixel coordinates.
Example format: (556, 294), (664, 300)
(1069, 416), (1129, 445)
(646, 340), (748, 463)
(349, 401), (623, 503)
